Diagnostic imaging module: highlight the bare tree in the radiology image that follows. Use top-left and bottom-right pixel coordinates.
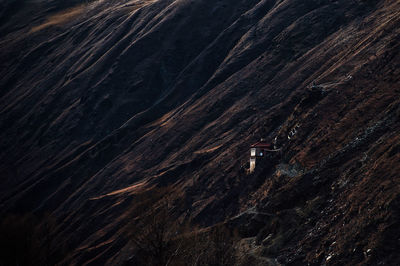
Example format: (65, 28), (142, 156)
(127, 188), (239, 266)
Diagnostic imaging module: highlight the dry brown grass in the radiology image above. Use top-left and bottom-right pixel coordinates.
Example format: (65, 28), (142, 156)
(194, 144), (222, 154)
(28, 1), (157, 33)
(121, 0), (158, 12)
(89, 180), (149, 200)
(30, 5), (86, 33)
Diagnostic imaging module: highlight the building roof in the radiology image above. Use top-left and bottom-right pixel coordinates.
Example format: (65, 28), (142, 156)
(251, 142), (272, 148)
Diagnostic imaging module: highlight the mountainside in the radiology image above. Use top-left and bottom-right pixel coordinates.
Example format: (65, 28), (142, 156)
(0, 0), (399, 265)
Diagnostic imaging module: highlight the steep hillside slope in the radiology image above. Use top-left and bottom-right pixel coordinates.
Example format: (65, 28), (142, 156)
(0, 0), (399, 265)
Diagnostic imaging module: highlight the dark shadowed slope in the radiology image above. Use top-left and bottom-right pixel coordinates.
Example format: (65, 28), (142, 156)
(0, 0), (399, 264)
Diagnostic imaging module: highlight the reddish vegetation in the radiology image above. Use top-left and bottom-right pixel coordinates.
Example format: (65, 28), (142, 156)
(0, 0), (399, 265)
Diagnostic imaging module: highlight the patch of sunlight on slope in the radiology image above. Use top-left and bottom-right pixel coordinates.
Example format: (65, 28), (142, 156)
(29, 0), (159, 33)
(115, 0), (159, 15)
(89, 180), (148, 200)
(30, 5), (86, 33)
(194, 145), (222, 154)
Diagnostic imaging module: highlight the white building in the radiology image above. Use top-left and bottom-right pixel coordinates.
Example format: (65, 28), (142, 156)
(249, 142), (273, 173)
